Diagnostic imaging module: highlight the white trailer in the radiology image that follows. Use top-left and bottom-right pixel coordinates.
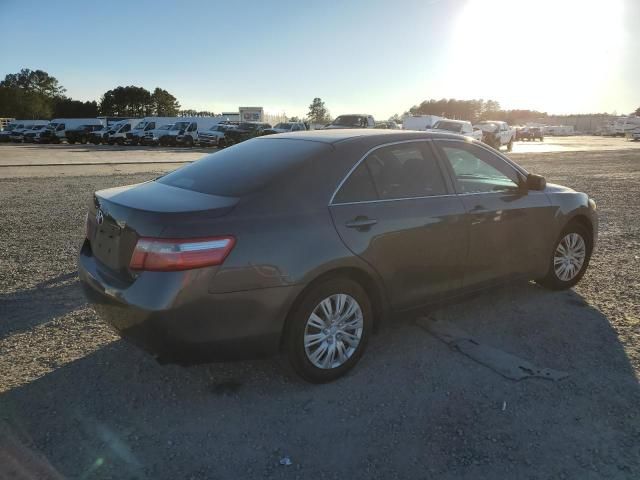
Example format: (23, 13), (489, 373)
(402, 115), (442, 131)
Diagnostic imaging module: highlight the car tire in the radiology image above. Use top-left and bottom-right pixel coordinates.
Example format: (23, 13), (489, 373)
(80, 136), (87, 144)
(285, 277), (372, 383)
(184, 136), (194, 148)
(507, 139), (513, 152)
(536, 221), (592, 290)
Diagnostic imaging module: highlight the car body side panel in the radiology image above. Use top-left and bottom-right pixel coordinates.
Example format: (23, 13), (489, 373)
(330, 197), (468, 309)
(457, 190), (555, 285)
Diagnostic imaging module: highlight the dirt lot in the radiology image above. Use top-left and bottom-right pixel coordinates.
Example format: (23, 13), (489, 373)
(0, 138), (639, 479)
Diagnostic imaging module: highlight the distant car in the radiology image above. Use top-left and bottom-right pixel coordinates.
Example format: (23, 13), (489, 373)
(516, 127), (544, 142)
(529, 127), (544, 141)
(264, 122), (307, 134)
(198, 123), (235, 147)
(220, 122), (272, 147)
(374, 121), (401, 130)
(79, 130), (597, 383)
(431, 119), (483, 141)
(142, 123), (175, 146)
(21, 125), (49, 143)
(324, 115), (375, 129)
(66, 124), (105, 144)
(474, 121), (516, 151)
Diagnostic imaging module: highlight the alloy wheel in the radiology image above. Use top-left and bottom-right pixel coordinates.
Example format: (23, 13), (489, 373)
(303, 294), (363, 369)
(553, 232), (586, 281)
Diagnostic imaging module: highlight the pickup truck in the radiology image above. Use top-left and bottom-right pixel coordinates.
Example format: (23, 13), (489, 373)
(219, 122), (271, 147)
(473, 120), (516, 151)
(263, 121), (307, 134)
(431, 119), (483, 141)
(324, 114), (375, 129)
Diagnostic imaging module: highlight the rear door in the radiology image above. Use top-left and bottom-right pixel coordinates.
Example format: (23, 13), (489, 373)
(329, 140), (468, 310)
(433, 139), (554, 287)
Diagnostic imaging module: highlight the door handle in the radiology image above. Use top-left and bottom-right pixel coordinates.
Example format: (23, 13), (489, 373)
(345, 217), (378, 229)
(469, 205), (488, 213)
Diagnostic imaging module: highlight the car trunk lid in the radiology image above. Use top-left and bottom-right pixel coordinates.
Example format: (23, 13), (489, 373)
(88, 181), (238, 276)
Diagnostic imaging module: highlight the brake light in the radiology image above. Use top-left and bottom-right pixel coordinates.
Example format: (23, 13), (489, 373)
(129, 236), (235, 271)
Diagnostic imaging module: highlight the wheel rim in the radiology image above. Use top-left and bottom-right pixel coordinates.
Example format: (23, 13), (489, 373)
(553, 233), (586, 281)
(304, 294), (363, 369)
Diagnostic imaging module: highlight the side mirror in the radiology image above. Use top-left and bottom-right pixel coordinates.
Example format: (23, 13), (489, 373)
(525, 173), (546, 191)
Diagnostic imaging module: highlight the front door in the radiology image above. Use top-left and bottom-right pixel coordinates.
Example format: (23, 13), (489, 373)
(434, 139), (554, 287)
(330, 140), (468, 310)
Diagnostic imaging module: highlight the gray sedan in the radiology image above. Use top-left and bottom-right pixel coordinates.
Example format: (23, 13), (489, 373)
(78, 130), (597, 382)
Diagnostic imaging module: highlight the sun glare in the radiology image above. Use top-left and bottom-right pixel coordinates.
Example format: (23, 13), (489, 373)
(447, 0), (624, 113)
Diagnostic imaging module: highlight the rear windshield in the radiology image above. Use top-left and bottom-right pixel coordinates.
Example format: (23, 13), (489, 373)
(158, 138), (329, 197)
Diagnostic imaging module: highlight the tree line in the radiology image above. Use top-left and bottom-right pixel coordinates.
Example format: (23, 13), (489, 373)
(2, 68), (638, 123)
(0, 68), (182, 119)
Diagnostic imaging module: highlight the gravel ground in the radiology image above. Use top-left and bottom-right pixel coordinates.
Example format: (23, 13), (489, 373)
(0, 144), (639, 479)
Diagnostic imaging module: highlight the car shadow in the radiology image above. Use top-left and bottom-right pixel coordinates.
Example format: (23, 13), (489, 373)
(0, 272), (85, 341)
(1, 281), (638, 479)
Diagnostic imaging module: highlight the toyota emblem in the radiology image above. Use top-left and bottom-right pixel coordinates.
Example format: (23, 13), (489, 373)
(96, 209), (104, 225)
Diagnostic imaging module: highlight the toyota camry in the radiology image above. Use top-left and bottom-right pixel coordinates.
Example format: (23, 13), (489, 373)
(78, 130), (597, 383)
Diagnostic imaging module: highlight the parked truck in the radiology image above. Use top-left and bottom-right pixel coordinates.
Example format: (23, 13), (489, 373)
(473, 120), (516, 151)
(37, 118), (105, 143)
(402, 115), (442, 131)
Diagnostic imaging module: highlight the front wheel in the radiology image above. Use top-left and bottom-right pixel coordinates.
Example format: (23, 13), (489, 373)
(285, 278), (372, 383)
(536, 222), (592, 290)
(507, 139), (513, 152)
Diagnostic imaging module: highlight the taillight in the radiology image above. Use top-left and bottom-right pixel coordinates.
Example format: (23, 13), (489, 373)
(129, 236), (235, 271)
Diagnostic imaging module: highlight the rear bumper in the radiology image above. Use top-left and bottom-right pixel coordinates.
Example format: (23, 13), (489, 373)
(78, 242), (301, 363)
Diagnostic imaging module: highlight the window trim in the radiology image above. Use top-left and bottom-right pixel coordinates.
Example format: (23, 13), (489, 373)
(329, 139), (452, 206)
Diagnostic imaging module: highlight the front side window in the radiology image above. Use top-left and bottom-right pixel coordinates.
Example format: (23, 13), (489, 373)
(188, 123), (197, 132)
(436, 141), (521, 194)
(334, 142), (448, 203)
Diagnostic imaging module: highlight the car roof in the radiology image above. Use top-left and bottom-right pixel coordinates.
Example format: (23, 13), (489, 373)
(436, 119), (469, 124)
(259, 129), (468, 145)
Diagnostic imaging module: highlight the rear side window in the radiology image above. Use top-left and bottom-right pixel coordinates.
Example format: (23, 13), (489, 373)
(333, 162), (377, 204)
(158, 138), (330, 197)
(333, 142), (448, 203)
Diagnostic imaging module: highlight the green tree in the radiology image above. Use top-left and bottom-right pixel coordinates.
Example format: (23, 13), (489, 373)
(99, 86), (153, 116)
(151, 87), (180, 116)
(0, 69), (67, 118)
(0, 86), (53, 119)
(635, 106), (640, 116)
(53, 98), (98, 118)
(1, 68), (66, 98)
(307, 97), (330, 124)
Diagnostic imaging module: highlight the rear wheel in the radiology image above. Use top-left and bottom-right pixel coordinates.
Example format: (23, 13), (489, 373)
(80, 136), (87, 144)
(286, 278), (372, 383)
(507, 139), (513, 152)
(536, 222), (592, 290)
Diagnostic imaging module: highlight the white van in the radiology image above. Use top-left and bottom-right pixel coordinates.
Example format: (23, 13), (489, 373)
(403, 115), (442, 131)
(105, 119), (142, 145)
(127, 117), (181, 145)
(7, 120), (50, 142)
(45, 118), (105, 143)
(162, 117), (225, 147)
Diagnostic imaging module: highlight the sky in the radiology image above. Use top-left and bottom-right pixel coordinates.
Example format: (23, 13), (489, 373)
(1, 0), (638, 119)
